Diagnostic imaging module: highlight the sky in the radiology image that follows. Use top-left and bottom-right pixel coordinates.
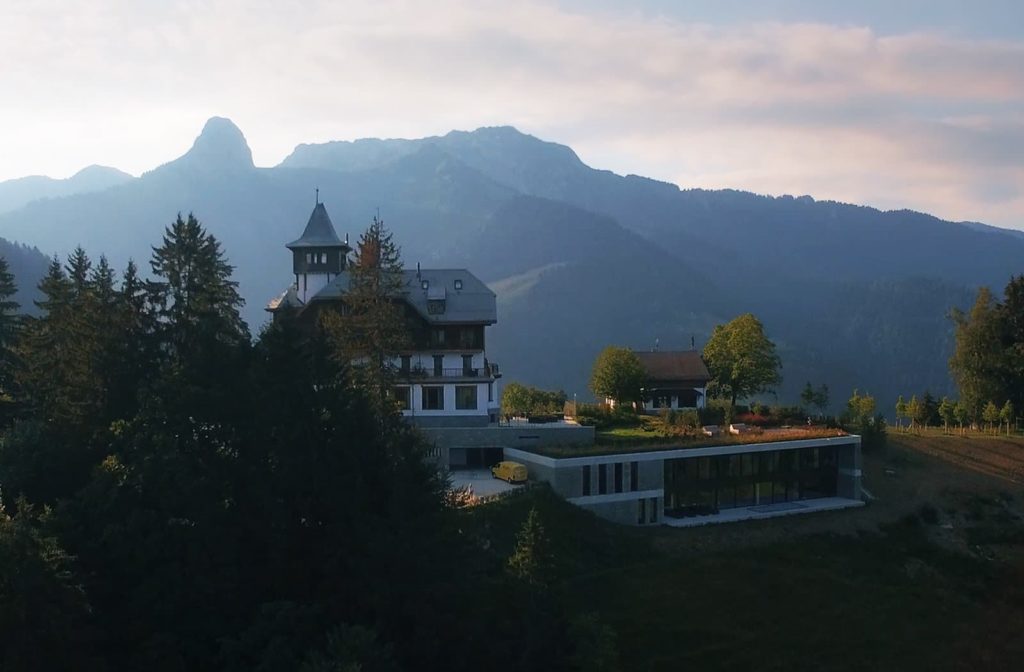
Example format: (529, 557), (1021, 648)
(1, 0), (1022, 229)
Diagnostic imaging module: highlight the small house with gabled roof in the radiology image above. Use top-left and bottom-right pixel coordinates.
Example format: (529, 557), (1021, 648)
(635, 350), (711, 412)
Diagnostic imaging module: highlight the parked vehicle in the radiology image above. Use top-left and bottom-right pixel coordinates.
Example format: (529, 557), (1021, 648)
(491, 461), (528, 484)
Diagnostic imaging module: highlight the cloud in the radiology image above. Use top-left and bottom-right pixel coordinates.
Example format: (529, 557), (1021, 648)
(0, 0), (1021, 228)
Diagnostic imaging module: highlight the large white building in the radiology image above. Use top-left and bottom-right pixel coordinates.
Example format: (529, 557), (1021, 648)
(267, 202), (502, 428)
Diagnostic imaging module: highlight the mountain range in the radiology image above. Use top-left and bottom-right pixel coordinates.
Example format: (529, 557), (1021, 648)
(1, 117), (1020, 413)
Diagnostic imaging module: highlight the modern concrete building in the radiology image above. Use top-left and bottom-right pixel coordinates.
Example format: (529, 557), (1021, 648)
(506, 434), (863, 526)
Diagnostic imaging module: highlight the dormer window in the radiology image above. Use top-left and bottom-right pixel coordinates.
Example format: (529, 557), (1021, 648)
(421, 280), (429, 290)
(454, 279), (463, 290)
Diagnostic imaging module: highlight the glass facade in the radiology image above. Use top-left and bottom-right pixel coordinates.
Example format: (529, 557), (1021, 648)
(664, 446), (838, 518)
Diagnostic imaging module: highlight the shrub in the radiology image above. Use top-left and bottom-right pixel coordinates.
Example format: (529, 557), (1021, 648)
(698, 405), (726, 427)
(734, 412), (771, 428)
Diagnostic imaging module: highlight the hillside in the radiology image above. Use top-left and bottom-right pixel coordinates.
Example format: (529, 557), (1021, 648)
(0, 165), (134, 215)
(1, 118), (1022, 409)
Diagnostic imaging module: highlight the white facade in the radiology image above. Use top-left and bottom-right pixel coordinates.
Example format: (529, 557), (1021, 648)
(642, 387), (707, 412)
(390, 353), (500, 426)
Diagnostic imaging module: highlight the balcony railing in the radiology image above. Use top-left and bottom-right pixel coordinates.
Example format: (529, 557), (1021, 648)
(399, 363), (500, 379)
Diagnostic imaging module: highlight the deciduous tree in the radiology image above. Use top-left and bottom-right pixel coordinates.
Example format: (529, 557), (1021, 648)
(703, 313), (781, 409)
(589, 346), (646, 408)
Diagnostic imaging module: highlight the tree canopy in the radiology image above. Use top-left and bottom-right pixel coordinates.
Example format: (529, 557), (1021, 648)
(0, 217), (607, 672)
(589, 346), (646, 407)
(703, 313), (782, 408)
(950, 276), (1024, 421)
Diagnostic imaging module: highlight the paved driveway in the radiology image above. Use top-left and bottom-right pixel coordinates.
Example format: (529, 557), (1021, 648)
(449, 469), (520, 498)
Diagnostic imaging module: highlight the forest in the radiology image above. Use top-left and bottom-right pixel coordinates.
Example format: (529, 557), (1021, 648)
(0, 213), (610, 672)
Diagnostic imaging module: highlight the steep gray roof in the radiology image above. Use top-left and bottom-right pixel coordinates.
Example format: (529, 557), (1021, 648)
(313, 268), (496, 324)
(286, 203), (348, 249)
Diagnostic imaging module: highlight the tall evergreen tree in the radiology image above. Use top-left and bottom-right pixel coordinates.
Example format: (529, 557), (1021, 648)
(147, 213), (249, 424)
(327, 215), (410, 409)
(0, 256), (20, 421)
(950, 286), (1011, 418)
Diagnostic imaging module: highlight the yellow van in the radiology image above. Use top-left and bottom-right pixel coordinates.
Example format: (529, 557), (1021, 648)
(491, 461), (528, 484)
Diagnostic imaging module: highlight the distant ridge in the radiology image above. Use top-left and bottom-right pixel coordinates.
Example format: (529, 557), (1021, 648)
(0, 164), (133, 215)
(0, 116), (1021, 414)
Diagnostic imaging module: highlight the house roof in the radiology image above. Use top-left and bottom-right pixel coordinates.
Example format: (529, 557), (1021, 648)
(635, 350), (711, 383)
(312, 268), (497, 324)
(286, 203), (350, 249)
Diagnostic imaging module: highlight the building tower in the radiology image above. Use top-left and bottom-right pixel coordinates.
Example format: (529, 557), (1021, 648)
(287, 201), (351, 303)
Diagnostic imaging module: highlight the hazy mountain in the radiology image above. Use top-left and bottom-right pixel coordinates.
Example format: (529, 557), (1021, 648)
(1, 118), (1022, 411)
(0, 164), (134, 215)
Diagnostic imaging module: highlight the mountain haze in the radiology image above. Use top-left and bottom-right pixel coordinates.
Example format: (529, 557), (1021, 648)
(0, 165), (134, 215)
(1, 118), (1021, 411)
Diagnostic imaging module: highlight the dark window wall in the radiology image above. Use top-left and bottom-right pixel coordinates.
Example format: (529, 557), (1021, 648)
(664, 446), (839, 517)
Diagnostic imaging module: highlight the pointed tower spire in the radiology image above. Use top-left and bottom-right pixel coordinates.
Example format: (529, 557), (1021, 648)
(286, 200), (352, 303)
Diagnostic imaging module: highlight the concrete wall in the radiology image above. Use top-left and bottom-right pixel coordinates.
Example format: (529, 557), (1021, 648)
(421, 424), (595, 463)
(505, 435), (862, 527)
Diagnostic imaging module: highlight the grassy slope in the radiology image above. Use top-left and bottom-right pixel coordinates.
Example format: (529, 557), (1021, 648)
(469, 432), (1024, 671)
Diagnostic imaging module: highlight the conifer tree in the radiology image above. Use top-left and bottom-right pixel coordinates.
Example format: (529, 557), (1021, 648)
(329, 215), (410, 408)
(0, 256), (20, 420)
(147, 213), (249, 423)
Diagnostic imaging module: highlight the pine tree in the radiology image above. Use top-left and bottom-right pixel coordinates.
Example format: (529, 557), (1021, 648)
(147, 213), (249, 424)
(950, 287), (1007, 419)
(507, 507), (553, 590)
(0, 256), (20, 420)
(328, 215), (410, 408)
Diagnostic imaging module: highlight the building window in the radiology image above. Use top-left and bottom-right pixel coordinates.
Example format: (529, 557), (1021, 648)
(598, 464), (607, 494)
(421, 280), (429, 290)
(488, 381), (494, 402)
(422, 386), (444, 410)
(457, 328), (474, 349)
(614, 463), (623, 493)
(427, 299), (446, 314)
(462, 354), (474, 375)
(454, 279), (463, 290)
(400, 355), (411, 375)
(455, 385), (477, 410)
(630, 461), (639, 491)
(431, 329), (446, 347)
(649, 497), (657, 523)
(582, 465), (591, 496)
(393, 386), (410, 411)
(305, 252), (312, 264)
(432, 355), (443, 376)
(638, 498), (646, 525)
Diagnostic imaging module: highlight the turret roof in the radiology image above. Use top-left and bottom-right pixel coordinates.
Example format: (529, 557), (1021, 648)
(286, 203), (349, 249)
